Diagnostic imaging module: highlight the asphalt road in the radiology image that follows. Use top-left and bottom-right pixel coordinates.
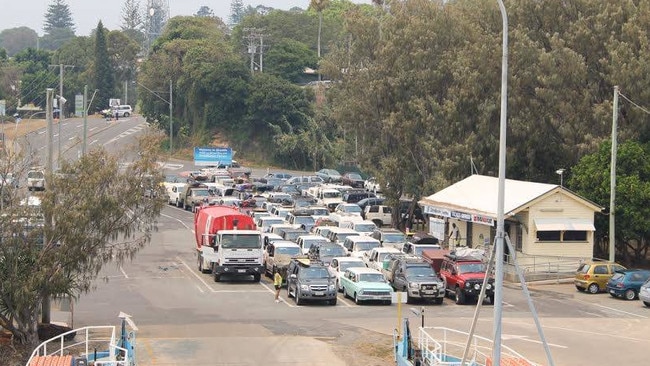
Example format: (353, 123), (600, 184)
(30, 116), (650, 366)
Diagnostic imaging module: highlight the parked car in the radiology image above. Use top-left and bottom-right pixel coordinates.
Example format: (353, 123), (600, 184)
(341, 267), (393, 305)
(342, 191), (376, 204)
(263, 240), (301, 278)
(370, 228), (407, 250)
(329, 256), (366, 291)
(606, 269), (650, 300)
(364, 177), (382, 193)
(334, 203), (363, 216)
(639, 278), (650, 307)
(308, 242), (348, 265)
(357, 197), (386, 211)
(388, 256), (445, 304)
(296, 235), (330, 255)
(402, 242), (442, 257)
(342, 236), (381, 258)
(286, 257), (337, 305)
(260, 172), (292, 183)
(574, 261), (626, 294)
(315, 169), (342, 183)
(341, 173), (365, 188)
(439, 251), (494, 305)
(285, 175), (324, 185)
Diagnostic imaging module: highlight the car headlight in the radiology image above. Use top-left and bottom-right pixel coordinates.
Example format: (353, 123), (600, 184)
(328, 284), (336, 291)
(409, 282), (419, 289)
(486, 283), (492, 290)
(300, 285), (309, 291)
(474, 284), (481, 290)
(465, 282), (471, 287)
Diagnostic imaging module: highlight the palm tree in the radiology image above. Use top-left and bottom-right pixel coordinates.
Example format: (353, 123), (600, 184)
(310, 0), (330, 80)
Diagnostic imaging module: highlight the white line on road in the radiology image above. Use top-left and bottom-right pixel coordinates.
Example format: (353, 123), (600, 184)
(62, 123), (68, 126)
(195, 285), (205, 293)
(119, 266), (129, 279)
(76, 124), (82, 128)
(68, 136), (75, 140)
(161, 213), (193, 230)
(211, 290), (269, 293)
(176, 256), (214, 293)
(592, 303), (648, 318)
(90, 139), (98, 145)
(53, 133), (59, 137)
(90, 127), (96, 131)
(259, 281), (294, 307)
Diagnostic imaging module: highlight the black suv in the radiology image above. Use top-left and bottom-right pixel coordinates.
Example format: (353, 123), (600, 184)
(389, 256), (446, 304)
(286, 257), (337, 305)
(342, 191), (376, 204)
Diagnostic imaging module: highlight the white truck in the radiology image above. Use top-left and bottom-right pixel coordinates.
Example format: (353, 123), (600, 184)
(363, 205), (392, 227)
(306, 186), (343, 212)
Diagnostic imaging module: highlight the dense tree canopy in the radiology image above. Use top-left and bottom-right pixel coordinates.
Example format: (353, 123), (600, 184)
(0, 27), (39, 57)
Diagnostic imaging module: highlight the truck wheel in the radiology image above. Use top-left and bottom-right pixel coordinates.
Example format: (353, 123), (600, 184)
(434, 297), (444, 305)
(253, 274), (261, 282)
(329, 298), (337, 306)
(214, 273), (221, 282)
(197, 254), (203, 272)
(404, 288), (413, 304)
(455, 287), (465, 305)
(176, 199), (181, 208)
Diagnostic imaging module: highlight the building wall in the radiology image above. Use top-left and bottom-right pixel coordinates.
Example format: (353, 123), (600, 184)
(523, 191), (595, 259)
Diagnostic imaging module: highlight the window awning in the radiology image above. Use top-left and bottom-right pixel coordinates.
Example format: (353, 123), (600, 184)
(534, 218), (595, 231)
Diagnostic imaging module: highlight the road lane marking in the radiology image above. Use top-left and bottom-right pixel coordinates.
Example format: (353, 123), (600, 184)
(68, 136), (75, 140)
(259, 281), (294, 307)
(39, 146), (45, 150)
(90, 139), (98, 145)
(90, 127), (96, 131)
(195, 285), (205, 293)
(502, 334), (567, 349)
(119, 266), (129, 279)
(76, 124), (82, 128)
(210, 290), (269, 293)
(543, 325), (650, 343)
(161, 213), (192, 230)
(176, 256), (214, 293)
(592, 303), (648, 318)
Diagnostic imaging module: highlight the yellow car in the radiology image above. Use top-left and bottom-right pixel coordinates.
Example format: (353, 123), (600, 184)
(575, 261), (626, 294)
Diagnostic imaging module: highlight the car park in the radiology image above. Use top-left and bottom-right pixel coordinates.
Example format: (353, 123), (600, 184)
(341, 267), (393, 305)
(329, 256), (366, 291)
(574, 261), (627, 294)
(315, 168), (342, 183)
(341, 173), (365, 188)
(606, 269), (650, 300)
(286, 257), (337, 305)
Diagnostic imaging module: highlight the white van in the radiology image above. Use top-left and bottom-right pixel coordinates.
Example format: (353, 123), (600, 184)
(27, 169), (45, 191)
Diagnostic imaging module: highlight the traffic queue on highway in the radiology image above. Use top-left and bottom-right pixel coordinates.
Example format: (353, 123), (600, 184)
(162, 165), (495, 307)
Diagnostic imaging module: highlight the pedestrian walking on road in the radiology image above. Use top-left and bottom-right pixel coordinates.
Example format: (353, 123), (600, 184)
(274, 268), (283, 303)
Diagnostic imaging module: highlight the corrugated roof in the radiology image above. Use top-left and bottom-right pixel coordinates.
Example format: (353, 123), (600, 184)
(419, 175), (560, 217)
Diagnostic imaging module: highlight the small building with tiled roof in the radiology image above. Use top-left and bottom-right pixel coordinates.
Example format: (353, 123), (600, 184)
(418, 174), (602, 267)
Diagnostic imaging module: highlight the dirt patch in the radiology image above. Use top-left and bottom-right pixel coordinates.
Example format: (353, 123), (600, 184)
(330, 328), (394, 366)
(1, 119), (47, 140)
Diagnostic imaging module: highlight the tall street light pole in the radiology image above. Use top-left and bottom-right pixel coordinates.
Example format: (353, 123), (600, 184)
(609, 86), (619, 262)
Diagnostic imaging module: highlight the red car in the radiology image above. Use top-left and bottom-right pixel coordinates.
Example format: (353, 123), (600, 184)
(341, 172), (365, 188)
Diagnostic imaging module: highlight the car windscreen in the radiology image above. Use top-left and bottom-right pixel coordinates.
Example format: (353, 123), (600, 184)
(28, 171), (44, 179)
(312, 208), (329, 216)
(339, 261), (365, 271)
(359, 273), (386, 283)
(221, 234), (260, 249)
(276, 246), (300, 256)
(405, 266), (436, 278)
(300, 267), (330, 279)
(262, 219), (284, 226)
(610, 272), (625, 281)
(194, 189), (210, 196)
(355, 242), (380, 251)
(323, 192), (341, 198)
(295, 216), (315, 224)
(383, 233), (406, 243)
(320, 245), (347, 257)
(458, 263), (486, 274)
(344, 206), (362, 213)
(355, 224), (376, 232)
(337, 233), (361, 242)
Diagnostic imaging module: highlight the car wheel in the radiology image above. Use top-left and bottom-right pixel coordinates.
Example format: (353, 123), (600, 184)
(253, 274), (261, 282)
(434, 297), (444, 305)
(624, 289), (636, 300)
(295, 291), (303, 305)
(609, 292), (617, 298)
(287, 284), (293, 298)
(404, 288), (413, 304)
(354, 293), (361, 305)
(197, 254), (203, 272)
(124, 112), (130, 117)
(337, 280), (343, 292)
(383, 300), (391, 306)
(214, 273), (221, 282)
(644, 301), (650, 307)
(455, 287), (465, 305)
(329, 298), (337, 306)
(587, 283), (600, 294)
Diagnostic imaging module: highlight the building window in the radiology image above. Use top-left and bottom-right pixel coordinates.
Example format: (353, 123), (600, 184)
(563, 230), (587, 241)
(537, 231), (561, 241)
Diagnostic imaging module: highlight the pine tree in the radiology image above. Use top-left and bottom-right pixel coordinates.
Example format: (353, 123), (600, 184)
(93, 22), (115, 111)
(121, 0), (144, 44)
(196, 6), (215, 18)
(230, 0), (245, 25)
(43, 0), (75, 34)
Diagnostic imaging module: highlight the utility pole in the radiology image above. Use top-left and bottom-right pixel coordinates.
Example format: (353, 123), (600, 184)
(43, 88), (54, 324)
(169, 79), (173, 154)
(244, 28), (265, 74)
(50, 63), (73, 166)
(83, 85), (88, 155)
(259, 34), (264, 73)
(609, 86), (619, 263)
(124, 81), (128, 105)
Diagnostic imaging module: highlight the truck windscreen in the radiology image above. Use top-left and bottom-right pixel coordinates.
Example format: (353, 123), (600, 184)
(221, 234), (261, 249)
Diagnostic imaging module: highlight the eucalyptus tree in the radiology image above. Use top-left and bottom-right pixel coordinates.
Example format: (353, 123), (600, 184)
(0, 134), (165, 350)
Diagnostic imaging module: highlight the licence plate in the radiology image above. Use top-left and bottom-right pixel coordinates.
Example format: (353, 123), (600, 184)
(237, 269), (247, 273)
(313, 291), (325, 296)
(424, 290), (435, 294)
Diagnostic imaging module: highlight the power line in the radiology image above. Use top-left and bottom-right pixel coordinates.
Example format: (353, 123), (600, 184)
(617, 91), (650, 115)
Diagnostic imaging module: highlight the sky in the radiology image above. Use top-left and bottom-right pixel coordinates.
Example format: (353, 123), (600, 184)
(2, 0), (372, 36)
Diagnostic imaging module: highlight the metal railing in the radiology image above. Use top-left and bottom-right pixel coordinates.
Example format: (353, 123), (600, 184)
(504, 254), (583, 282)
(25, 325), (130, 366)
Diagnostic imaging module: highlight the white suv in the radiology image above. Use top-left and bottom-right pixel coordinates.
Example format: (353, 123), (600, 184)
(114, 105), (133, 117)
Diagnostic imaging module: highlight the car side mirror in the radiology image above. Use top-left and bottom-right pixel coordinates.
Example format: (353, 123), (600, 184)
(451, 268), (457, 275)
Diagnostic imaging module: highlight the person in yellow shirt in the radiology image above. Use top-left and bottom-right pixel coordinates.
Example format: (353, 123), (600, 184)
(273, 268), (283, 303)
